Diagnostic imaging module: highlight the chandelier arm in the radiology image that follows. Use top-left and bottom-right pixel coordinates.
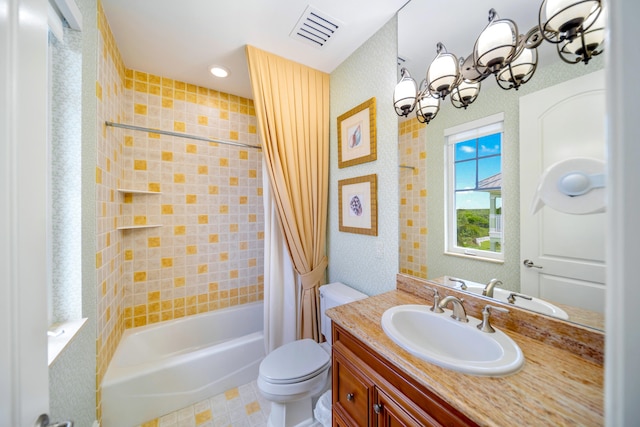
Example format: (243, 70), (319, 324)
(582, 5), (603, 34)
(559, 29), (594, 65)
(496, 77), (513, 91)
(488, 8), (497, 23)
(497, 65), (517, 90)
(524, 26), (545, 49)
(579, 31), (592, 64)
(557, 43), (583, 64)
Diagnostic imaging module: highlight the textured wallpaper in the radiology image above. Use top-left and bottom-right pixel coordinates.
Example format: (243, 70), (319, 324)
(49, 25), (83, 324)
(328, 17), (399, 296)
(49, 0), (98, 424)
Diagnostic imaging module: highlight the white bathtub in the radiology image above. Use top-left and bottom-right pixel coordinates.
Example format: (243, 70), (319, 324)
(101, 301), (265, 427)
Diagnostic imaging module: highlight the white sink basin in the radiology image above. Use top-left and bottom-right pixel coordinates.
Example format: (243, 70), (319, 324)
(462, 284), (569, 320)
(381, 305), (524, 376)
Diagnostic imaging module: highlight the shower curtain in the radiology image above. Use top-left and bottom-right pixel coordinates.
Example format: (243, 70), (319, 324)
(263, 161), (297, 352)
(246, 45), (330, 344)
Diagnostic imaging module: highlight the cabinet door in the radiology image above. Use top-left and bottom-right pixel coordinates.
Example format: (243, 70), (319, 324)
(333, 412), (353, 427)
(333, 348), (372, 427)
(375, 387), (440, 427)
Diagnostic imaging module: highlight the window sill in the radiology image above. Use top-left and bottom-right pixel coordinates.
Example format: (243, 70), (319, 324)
(47, 318), (88, 366)
(444, 251), (504, 264)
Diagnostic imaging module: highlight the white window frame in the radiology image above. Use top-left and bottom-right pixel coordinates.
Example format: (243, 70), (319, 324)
(444, 113), (505, 261)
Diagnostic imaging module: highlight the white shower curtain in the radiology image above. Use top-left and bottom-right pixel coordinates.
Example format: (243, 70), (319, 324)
(263, 160), (297, 353)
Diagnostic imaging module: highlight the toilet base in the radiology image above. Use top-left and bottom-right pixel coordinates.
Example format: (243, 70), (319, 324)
(267, 397), (320, 427)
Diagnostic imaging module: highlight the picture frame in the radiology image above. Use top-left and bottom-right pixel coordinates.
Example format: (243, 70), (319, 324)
(337, 97), (377, 168)
(338, 174), (378, 236)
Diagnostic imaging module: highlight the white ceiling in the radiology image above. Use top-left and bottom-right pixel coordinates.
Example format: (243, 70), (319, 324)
(101, 0), (410, 99)
(101, 0), (560, 100)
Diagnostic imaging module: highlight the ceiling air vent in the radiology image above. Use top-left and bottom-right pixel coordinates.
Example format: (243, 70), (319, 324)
(290, 6), (343, 49)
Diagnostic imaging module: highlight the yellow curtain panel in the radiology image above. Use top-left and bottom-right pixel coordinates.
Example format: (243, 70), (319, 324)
(245, 45), (330, 341)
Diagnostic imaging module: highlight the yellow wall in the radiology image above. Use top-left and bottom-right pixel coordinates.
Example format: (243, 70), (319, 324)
(95, 1), (264, 420)
(95, 4), (125, 417)
(119, 71), (264, 329)
(398, 117), (427, 279)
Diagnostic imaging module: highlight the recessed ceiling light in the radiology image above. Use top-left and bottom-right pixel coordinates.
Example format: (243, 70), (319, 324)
(210, 65), (229, 78)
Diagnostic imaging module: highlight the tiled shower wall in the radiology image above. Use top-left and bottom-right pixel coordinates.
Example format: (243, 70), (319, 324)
(95, 1), (264, 419)
(95, 3), (126, 413)
(120, 76), (264, 328)
(398, 117), (428, 279)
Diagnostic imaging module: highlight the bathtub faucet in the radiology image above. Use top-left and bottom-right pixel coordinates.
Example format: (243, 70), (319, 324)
(482, 278), (503, 298)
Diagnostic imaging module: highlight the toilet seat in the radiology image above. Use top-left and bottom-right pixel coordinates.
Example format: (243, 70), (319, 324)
(259, 339), (331, 385)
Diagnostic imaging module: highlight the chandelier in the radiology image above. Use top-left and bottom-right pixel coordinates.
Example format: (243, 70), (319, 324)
(394, 0), (604, 124)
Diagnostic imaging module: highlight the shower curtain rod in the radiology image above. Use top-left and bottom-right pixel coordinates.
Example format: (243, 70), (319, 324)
(105, 121), (262, 151)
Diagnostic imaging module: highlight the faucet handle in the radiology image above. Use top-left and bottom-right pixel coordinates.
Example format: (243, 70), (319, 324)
(507, 292), (533, 304)
(477, 304), (509, 333)
(428, 287), (444, 313)
(448, 277), (467, 290)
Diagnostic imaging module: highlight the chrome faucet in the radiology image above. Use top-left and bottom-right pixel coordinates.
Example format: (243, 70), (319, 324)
(438, 295), (468, 322)
(482, 278), (503, 298)
(448, 277), (467, 290)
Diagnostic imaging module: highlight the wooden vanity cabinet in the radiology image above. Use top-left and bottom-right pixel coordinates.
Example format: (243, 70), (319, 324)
(331, 323), (478, 427)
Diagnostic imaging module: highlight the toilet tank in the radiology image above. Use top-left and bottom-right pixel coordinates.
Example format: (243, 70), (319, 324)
(319, 282), (367, 344)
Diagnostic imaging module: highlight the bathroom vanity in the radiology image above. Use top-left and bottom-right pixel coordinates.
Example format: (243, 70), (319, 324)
(327, 274), (604, 426)
(333, 323), (476, 426)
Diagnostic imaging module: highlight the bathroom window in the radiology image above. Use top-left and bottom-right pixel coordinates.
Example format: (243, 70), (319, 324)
(445, 113), (504, 261)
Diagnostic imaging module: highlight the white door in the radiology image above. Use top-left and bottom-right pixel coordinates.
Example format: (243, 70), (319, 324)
(519, 70), (606, 313)
(1, 0), (51, 425)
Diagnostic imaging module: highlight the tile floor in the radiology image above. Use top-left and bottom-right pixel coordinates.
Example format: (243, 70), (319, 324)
(135, 380), (271, 427)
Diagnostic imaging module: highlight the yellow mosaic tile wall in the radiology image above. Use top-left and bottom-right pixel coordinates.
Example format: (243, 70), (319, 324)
(398, 117), (428, 278)
(95, 1), (126, 420)
(120, 71), (264, 328)
(95, 1), (264, 421)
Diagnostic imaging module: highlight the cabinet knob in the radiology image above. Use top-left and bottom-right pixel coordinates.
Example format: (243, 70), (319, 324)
(373, 403), (383, 414)
(346, 392), (354, 401)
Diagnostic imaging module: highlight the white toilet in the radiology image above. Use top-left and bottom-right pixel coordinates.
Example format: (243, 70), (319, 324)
(257, 282), (367, 427)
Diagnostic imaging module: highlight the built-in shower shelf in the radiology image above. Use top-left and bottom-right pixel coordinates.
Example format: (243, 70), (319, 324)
(118, 188), (162, 230)
(117, 224), (162, 230)
(117, 188), (162, 194)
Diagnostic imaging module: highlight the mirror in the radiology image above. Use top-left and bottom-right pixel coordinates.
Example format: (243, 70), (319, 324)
(397, 0), (605, 331)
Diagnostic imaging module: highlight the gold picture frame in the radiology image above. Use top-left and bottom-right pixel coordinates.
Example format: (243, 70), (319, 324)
(337, 97), (377, 168)
(338, 174), (378, 236)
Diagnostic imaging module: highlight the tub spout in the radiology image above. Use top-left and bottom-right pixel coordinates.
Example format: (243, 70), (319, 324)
(483, 278), (503, 298)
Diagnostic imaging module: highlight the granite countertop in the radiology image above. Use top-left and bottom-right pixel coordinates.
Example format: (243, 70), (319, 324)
(327, 289), (604, 427)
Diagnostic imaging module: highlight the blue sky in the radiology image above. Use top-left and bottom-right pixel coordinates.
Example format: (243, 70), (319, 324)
(454, 133), (502, 210)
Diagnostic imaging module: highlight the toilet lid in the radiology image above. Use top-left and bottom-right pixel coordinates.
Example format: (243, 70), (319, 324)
(260, 339), (331, 384)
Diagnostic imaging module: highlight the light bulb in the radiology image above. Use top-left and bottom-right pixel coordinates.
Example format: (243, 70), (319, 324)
(210, 66), (229, 78)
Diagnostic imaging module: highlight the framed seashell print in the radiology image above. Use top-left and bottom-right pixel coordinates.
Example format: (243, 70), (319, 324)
(337, 97), (377, 168)
(338, 174), (378, 236)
